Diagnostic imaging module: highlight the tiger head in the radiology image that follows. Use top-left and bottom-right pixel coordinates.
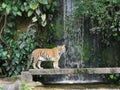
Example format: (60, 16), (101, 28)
(57, 45), (66, 55)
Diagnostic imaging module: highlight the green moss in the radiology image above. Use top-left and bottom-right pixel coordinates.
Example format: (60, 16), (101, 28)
(55, 21), (64, 38)
(74, 69), (89, 74)
(101, 44), (120, 67)
(83, 40), (93, 62)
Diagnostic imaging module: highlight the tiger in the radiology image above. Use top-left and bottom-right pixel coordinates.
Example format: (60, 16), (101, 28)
(31, 45), (65, 69)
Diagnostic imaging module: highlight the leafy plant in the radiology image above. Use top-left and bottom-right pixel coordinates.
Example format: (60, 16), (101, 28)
(108, 74), (120, 84)
(0, 25), (37, 76)
(74, 0), (120, 46)
(0, 0), (57, 76)
(0, 0), (57, 25)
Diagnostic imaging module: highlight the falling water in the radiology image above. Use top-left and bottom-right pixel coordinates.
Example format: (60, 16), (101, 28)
(53, 0), (102, 83)
(63, 0), (84, 68)
(39, 0), (103, 84)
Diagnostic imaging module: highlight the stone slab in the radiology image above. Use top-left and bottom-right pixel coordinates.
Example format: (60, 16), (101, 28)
(29, 68), (120, 75)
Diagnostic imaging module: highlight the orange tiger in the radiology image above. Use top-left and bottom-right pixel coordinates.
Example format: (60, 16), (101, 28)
(31, 45), (65, 69)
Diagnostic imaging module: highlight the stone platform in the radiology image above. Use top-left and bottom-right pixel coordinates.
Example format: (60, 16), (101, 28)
(21, 68), (120, 82)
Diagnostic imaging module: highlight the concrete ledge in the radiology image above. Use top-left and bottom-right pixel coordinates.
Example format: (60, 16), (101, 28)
(29, 68), (120, 75)
(21, 68), (120, 82)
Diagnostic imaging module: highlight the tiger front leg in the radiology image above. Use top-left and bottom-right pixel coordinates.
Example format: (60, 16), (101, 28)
(37, 60), (43, 69)
(33, 62), (38, 69)
(53, 61), (60, 69)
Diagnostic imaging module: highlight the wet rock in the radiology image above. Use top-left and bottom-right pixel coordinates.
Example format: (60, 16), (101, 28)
(3, 80), (22, 90)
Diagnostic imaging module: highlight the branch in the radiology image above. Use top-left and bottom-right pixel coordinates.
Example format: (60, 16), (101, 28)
(0, 15), (9, 47)
(26, 23), (36, 33)
(0, 15), (7, 34)
(0, 15), (3, 23)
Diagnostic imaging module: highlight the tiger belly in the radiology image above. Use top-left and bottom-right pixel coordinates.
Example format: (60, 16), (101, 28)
(38, 57), (46, 61)
(37, 56), (55, 69)
(38, 56), (54, 61)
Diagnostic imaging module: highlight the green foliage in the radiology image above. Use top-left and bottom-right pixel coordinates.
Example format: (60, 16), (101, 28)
(109, 74), (117, 80)
(83, 40), (93, 61)
(0, 27), (37, 76)
(0, 0), (57, 76)
(22, 81), (32, 90)
(0, 86), (2, 90)
(0, 0), (57, 26)
(108, 74), (120, 84)
(74, 0), (120, 46)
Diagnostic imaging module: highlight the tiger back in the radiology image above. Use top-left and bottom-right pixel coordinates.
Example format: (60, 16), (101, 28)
(31, 45), (65, 69)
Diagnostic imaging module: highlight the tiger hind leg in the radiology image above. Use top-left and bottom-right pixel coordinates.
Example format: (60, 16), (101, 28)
(53, 61), (60, 69)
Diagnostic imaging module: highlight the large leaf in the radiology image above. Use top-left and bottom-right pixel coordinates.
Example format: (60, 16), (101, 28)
(41, 14), (46, 21)
(2, 51), (7, 56)
(41, 20), (47, 27)
(17, 11), (22, 16)
(12, 6), (18, 12)
(16, 53), (20, 58)
(46, 5), (51, 10)
(38, 0), (48, 4)
(2, 3), (7, 8)
(41, 14), (47, 27)
(3, 63), (8, 66)
(35, 8), (41, 15)
(28, 10), (33, 17)
(6, 5), (11, 14)
(32, 16), (37, 22)
(30, 3), (38, 10)
(53, 1), (57, 6)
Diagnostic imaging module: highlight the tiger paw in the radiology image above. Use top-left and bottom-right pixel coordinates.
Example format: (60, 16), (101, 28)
(38, 67), (43, 69)
(55, 67), (60, 69)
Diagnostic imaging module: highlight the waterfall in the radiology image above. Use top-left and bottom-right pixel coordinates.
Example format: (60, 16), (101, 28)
(63, 0), (84, 68)
(39, 0), (103, 84)
(54, 0), (102, 83)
